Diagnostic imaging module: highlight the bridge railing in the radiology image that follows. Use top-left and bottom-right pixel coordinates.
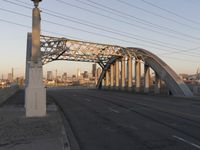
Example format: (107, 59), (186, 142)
(0, 84), (19, 105)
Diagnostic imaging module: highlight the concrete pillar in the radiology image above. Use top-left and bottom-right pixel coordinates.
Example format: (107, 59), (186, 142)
(25, 33), (32, 87)
(121, 57), (126, 89)
(105, 70), (110, 88)
(127, 56), (132, 90)
(135, 59), (141, 92)
(25, 0), (46, 117)
(154, 73), (161, 94)
(102, 78), (105, 89)
(110, 64), (114, 89)
(144, 64), (151, 93)
(115, 60), (119, 89)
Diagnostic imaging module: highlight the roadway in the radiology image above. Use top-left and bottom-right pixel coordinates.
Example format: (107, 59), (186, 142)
(48, 89), (200, 150)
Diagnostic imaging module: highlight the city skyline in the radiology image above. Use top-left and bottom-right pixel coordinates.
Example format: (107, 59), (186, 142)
(0, 0), (200, 77)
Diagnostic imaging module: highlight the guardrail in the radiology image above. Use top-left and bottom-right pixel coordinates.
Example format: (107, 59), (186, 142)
(0, 84), (19, 104)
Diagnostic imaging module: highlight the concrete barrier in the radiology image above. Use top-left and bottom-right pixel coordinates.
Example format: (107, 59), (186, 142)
(0, 84), (19, 104)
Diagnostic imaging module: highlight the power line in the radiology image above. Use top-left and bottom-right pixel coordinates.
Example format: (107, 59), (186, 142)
(161, 56), (200, 64)
(117, 0), (200, 31)
(0, 17), (84, 41)
(14, 0), (194, 49)
(5, 0), (200, 45)
(160, 46), (200, 56)
(13, 0), (200, 56)
(1, 5), (200, 58)
(0, 16), (199, 64)
(2, 0), (32, 9)
(73, 0), (200, 41)
(0, 9), (172, 52)
(140, 0), (200, 26)
(3, 0), (200, 57)
(55, 0), (200, 44)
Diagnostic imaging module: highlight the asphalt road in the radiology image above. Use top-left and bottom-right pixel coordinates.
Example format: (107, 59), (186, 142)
(47, 89), (200, 150)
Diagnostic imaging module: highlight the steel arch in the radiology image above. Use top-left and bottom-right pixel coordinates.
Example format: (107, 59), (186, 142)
(38, 34), (193, 96)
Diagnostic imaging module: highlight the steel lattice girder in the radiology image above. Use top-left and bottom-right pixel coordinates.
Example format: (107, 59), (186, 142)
(39, 34), (193, 97)
(40, 35), (126, 66)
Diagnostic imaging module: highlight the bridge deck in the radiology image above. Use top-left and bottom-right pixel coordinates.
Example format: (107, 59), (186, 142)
(48, 89), (200, 150)
(2, 89), (200, 150)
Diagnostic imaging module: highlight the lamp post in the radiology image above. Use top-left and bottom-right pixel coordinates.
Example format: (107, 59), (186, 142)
(25, 0), (46, 117)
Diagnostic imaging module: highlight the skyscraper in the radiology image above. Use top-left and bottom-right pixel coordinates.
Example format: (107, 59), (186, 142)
(77, 68), (81, 79)
(62, 73), (67, 82)
(47, 71), (53, 81)
(7, 73), (12, 82)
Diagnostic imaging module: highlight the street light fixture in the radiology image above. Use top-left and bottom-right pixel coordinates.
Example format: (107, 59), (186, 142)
(31, 0), (42, 7)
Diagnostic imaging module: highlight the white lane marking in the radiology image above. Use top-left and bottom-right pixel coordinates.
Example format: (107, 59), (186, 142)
(109, 107), (120, 114)
(173, 135), (200, 149)
(84, 98), (91, 102)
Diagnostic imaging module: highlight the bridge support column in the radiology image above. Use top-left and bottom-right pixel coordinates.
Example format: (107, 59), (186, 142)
(101, 78), (105, 89)
(154, 73), (161, 94)
(25, 0), (46, 117)
(105, 70), (110, 89)
(127, 56), (132, 91)
(144, 64), (150, 93)
(115, 60), (119, 89)
(121, 57), (126, 90)
(110, 64), (114, 89)
(135, 59), (141, 92)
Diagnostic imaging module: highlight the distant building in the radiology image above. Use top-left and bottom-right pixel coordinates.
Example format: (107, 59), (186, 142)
(196, 67), (200, 80)
(179, 74), (188, 80)
(92, 64), (97, 77)
(62, 73), (67, 82)
(7, 73), (12, 82)
(77, 68), (81, 79)
(83, 71), (89, 78)
(47, 71), (53, 81)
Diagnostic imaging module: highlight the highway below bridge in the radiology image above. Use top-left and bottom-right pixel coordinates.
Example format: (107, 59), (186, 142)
(48, 89), (200, 150)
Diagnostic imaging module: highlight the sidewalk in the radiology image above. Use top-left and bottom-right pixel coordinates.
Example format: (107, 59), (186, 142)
(0, 90), (69, 150)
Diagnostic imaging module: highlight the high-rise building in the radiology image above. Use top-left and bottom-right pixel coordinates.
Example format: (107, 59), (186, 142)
(196, 67), (200, 80)
(92, 64), (97, 77)
(47, 71), (53, 81)
(77, 68), (81, 79)
(83, 71), (89, 78)
(7, 73), (12, 82)
(62, 73), (67, 81)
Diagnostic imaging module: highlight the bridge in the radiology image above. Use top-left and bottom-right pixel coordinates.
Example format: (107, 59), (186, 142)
(24, 0), (193, 117)
(1, 1), (200, 149)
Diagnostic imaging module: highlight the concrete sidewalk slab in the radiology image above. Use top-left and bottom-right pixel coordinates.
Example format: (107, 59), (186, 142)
(0, 105), (69, 150)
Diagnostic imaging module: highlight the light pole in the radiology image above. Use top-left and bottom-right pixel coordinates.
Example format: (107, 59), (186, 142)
(25, 0), (46, 117)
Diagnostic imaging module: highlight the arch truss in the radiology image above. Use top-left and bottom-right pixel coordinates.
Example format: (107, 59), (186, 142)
(38, 34), (193, 97)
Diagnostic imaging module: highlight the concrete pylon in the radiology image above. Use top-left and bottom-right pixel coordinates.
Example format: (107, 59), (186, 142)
(154, 73), (161, 94)
(121, 57), (126, 90)
(127, 56), (132, 91)
(135, 59), (141, 92)
(25, 0), (46, 117)
(144, 64), (150, 93)
(110, 64), (114, 89)
(105, 70), (110, 88)
(102, 78), (105, 89)
(115, 60), (119, 89)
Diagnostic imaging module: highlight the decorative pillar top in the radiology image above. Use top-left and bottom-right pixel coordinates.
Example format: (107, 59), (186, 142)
(31, 0), (42, 7)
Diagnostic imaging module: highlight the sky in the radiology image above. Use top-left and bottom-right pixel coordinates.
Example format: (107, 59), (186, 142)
(0, 0), (200, 78)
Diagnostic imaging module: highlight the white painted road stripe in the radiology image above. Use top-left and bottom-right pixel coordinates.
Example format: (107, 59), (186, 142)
(109, 108), (120, 114)
(84, 98), (91, 102)
(173, 135), (200, 149)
